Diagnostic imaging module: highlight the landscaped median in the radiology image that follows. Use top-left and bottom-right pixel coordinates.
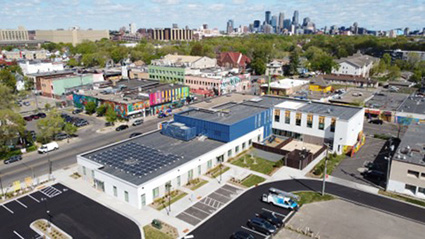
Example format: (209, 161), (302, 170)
(311, 153), (346, 177)
(240, 174), (266, 187)
(150, 190), (187, 211)
(230, 152), (282, 175)
(185, 178), (208, 191)
(379, 190), (425, 207)
(143, 220), (178, 239)
(206, 164), (230, 178)
(294, 191), (335, 206)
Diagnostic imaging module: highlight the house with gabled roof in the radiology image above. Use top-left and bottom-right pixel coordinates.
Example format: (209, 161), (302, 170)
(332, 52), (378, 77)
(217, 52), (251, 72)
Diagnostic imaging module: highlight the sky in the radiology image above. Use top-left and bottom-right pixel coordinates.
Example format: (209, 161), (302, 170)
(1, 0), (424, 31)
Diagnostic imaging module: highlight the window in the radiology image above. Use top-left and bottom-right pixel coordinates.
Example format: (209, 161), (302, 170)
(228, 149), (232, 157)
(177, 176), (181, 186)
(198, 165), (201, 175)
(405, 184), (416, 194)
(153, 187), (159, 199)
(207, 160), (212, 169)
(188, 169), (194, 181)
(319, 116), (325, 130)
(82, 166), (86, 176)
(418, 187), (425, 195)
(257, 135), (261, 142)
(113, 186), (117, 197)
(248, 139), (252, 145)
(141, 194), (146, 207)
(242, 142), (246, 150)
(285, 110), (290, 124)
(307, 114), (313, 128)
(421, 172), (425, 179)
(330, 118), (336, 132)
(407, 170), (420, 178)
(91, 170), (95, 178)
(274, 109), (280, 122)
(124, 191), (129, 202)
(235, 146), (239, 154)
(296, 112), (302, 126)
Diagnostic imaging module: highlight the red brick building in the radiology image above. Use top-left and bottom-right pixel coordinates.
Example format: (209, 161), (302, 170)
(217, 52), (251, 72)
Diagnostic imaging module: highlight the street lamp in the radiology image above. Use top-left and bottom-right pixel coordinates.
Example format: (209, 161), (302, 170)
(41, 198), (52, 229)
(321, 143), (331, 196)
(47, 151), (52, 180)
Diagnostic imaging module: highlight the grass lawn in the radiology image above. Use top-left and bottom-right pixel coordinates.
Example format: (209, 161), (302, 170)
(379, 190), (425, 207)
(241, 174), (266, 187)
(294, 191), (335, 205)
(207, 165), (230, 178)
(188, 179), (208, 190)
(143, 225), (173, 239)
(153, 191), (188, 211)
(231, 154), (280, 175)
(312, 154), (347, 177)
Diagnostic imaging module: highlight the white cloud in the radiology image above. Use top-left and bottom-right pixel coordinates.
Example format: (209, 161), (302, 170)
(210, 3), (225, 11)
(151, 0), (181, 5)
(232, 0), (246, 4)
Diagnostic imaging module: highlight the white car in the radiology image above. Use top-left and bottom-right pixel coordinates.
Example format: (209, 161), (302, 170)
(38, 142), (59, 154)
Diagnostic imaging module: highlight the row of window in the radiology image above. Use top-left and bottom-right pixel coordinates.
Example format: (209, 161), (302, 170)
(407, 170), (425, 179)
(405, 184), (425, 196)
(275, 110), (335, 132)
(149, 69), (184, 76)
(186, 79), (219, 87)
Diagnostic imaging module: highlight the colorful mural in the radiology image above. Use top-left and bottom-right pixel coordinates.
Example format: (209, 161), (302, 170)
(73, 94), (98, 108)
(149, 86), (189, 106)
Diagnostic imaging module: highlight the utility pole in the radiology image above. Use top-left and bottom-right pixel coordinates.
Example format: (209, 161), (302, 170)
(0, 171), (4, 198)
(47, 151), (52, 180)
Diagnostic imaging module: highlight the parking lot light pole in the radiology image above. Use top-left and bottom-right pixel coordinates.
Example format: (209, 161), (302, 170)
(47, 151), (52, 180)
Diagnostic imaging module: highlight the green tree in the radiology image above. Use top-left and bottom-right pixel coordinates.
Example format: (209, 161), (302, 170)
(0, 84), (24, 153)
(251, 58), (266, 75)
(96, 104), (107, 116)
(67, 58), (79, 67)
(288, 48), (300, 75)
(24, 76), (34, 91)
(105, 106), (117, 123)
(190, 43), (204, 56)
(387, 65), (401, 80)
(36, 109), (65, 143)
(382, 53), (392, 65)
(44, 103), (52, 111)
(0, 83), (17, 109)
(85, 101), (97, 115)
(110, 47), (128, 64)
(0, 69), (17, 91)
(63, 123), (77, 143)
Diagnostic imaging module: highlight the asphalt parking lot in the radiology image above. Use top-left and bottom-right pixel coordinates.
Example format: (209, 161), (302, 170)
(177, 184), (242, 226)
(0, 183), (141, 239)
(190, 179), (425, 239)
(280, 199), (425, 239)
(363, 119), (407, 138)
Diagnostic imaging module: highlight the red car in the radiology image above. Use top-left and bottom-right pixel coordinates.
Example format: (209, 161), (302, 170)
(31, 114), (40, 120)
(23, 116), (33, 121)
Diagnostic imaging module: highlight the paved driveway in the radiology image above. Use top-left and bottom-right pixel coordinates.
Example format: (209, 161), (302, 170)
(0, 183), (141, 239)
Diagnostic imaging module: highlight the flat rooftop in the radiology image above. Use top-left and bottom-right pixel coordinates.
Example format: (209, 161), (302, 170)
(191, 93), (257, 110)
(181, 102), (267, 125)
(27, 70), (74, 77)
(261, 79), (309, 89)
(81, 131), (224, 185)
(394, 124), (425, 166)
(329, 88), (376, 105)
(365, 92), (409, 111)
(396, 96), (425, 115)
(77, 89), (149, 104)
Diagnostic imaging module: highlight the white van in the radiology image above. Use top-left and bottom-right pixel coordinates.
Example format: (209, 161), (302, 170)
(38, 142), (59, 154)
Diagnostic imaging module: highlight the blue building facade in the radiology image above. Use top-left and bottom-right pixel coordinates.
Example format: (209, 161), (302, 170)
(173, 107), (273, 143)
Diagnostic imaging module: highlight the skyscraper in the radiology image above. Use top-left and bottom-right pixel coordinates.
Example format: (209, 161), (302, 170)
(292, 11), (299, 26)
(265, 11), (271, 25)
(278, 12), (285, 33)
(253, 20), (261, 28)
(129, 23), (136, 34)
(227, 19), (234, 34)
(283, 19), (291, 30)
(271, 15), (278, 33)
(353, 22), (358, 35)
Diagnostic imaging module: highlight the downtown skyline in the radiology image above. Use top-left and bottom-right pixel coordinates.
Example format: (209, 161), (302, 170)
(0, 0), (424, 31)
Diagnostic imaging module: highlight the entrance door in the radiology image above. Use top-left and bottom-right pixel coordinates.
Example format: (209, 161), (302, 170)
(141, 194), (146, 207)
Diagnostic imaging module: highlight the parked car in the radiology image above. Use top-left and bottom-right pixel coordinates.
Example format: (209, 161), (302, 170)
(115, 125), (129, 131)
(72, 108), (83, 114)
(129, 132), (143, 138)
(23, 101), (30, 106)
(31, 114), (40, 120)
(230, 231), (255, 239)
(54, 133), (69, 141)
(105, 122), (115, 127)
(74, 119), (89, 127)
(247, 217), (276, 235)
(23, 115), (33, 121)
(262, 188), (299, 210)
(28, 130), (37, 141)
(362, 169), (385, 181)
(37, 112), (47, 118)
(256, 211), (283, 228)
(369, 119), (383, 125)
(38, 142), (59, 154)
(157, 111), (169, 118)
(132, 119), (144, 126)
(4, 155), (22, 164)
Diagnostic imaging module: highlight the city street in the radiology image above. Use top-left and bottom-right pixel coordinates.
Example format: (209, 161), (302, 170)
(0, 115), (165, 187)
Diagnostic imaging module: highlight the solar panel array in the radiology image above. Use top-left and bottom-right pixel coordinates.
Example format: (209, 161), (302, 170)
(88, 142), (182, 179)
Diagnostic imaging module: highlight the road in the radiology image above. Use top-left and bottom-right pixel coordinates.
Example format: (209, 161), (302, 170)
(0, 116), (164, 187)
(190, 179), (425, 239)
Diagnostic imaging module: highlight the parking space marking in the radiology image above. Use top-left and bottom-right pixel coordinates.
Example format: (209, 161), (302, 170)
(181, 211), (204, 221)
(212, 191), (231, 200)
(192, 203), (215, 214)
(241, 226), (268, 238)
(28, 194), (40, 203)
(13, 230), (25, 239)
(262, 208), (287, 218)
(219, 186), (239, 195)
(2, 204), (14, 214)
(15, 199), (28, 209)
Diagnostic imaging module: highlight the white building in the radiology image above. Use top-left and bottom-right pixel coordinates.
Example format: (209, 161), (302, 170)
(332, 53), (378, 78)
(151, 54), (217, 69)
(261, 78), (309, 96)
(271, 98), (365, 155)
(265, 60), (285, 76)
(387, 124), (425, 199)
(129, 23), (136, 34)
(19, 61), (64, 75)
(77, 124), (264, 209)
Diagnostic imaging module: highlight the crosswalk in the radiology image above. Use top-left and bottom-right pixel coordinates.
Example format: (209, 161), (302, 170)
(40, 186), (62, 198)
